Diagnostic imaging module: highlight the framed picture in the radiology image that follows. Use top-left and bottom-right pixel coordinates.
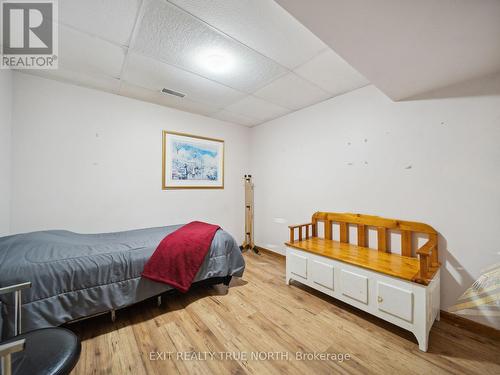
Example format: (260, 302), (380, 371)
(162, 131), (224, 189)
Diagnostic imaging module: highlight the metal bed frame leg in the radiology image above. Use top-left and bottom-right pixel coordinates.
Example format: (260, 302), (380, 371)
(110, 309), (116, 322)
(157, 295), (162, 307)
(223, 276), (232, 287)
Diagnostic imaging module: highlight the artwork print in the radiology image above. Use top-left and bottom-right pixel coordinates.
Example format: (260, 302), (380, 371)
(162, 131), (224, 189)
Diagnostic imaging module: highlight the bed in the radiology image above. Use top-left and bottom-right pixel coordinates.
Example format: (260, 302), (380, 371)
(0, 224), (245, 340)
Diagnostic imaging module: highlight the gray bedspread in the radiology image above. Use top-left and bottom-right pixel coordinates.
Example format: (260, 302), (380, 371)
(0, 225), (245, 339)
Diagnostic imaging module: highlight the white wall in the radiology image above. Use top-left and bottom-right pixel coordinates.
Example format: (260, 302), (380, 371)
(250, 83), (500, 328)
(0, 70), (13, 236)
(10, 73), (250, 242)
(9, 71), (500, 328)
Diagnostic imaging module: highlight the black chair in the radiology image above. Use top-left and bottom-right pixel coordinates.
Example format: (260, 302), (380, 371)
(0, 282), (81, 375)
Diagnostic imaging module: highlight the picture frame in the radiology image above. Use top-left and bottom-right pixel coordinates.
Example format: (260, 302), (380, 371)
(162, 131), (224, 189)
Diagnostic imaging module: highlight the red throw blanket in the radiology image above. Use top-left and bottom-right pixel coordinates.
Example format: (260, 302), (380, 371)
(142, 221), (221, 292)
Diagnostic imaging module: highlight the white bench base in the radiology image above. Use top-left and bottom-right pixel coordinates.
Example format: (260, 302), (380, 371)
(286, 247), (440, 351)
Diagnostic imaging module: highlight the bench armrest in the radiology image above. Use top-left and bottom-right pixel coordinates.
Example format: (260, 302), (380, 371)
(288, 223), (313, 231)
(288, 223), (316, 243)
(415, 235), (439, 283)
(416, 242), (433, 256)
(0, 282), (31, 336)
(288, 223), (313, 229)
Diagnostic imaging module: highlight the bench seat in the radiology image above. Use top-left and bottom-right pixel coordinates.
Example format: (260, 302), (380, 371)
(285, 238), (438, 283)
(285, 212), (441, 351)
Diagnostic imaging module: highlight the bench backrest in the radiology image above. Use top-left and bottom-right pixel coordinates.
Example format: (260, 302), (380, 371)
(288, 212), (439, 283)
(312, 212), (436, 257)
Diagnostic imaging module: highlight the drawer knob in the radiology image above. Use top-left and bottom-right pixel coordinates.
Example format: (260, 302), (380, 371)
(378, 296), (383, 303)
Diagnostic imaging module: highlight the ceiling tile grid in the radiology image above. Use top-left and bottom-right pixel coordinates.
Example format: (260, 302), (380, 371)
(167, 0), (328, 69)
(21, 0), (370, 127)
(211, 110), (260, 127)
(294, 49), (369, 96)
(131, 0), (288, 93)
(120, 82), (222, 116)
(24, 68), (122, 95)
(59, 25), (127, 79)
(122, 52), (247, 107)
(254, 72), (331, 110)
(57, 0), (141, 46)
(224, 95), (289, 122)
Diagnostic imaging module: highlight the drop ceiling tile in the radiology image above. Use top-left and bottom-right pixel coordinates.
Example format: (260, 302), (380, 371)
(122, 52), (246, 107)
(254, 72), (331, 110)
(131, 0), (287, 93)
(21, 69), (122, 94)
(58, 0), (141, 46)
(294, 49), (369, 96)
(119, 82), (221, 116)
(211, 110), (260, 127)
(59, 25), (126, 78)
(224, 96), (289, 122)
(168, 0), (327, 69)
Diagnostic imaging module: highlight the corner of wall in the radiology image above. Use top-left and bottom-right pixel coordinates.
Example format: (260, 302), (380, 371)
(0, 70), (13, 236)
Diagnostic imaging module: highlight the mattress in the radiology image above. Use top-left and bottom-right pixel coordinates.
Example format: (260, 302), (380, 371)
(0, 225), (245, 339)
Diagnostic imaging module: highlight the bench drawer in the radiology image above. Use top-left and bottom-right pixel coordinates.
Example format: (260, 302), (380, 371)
(377, 282), (414, 322)
(311, 260), (334, 290)
(340, 269), (368, 304)
(288, 252), (308, 279)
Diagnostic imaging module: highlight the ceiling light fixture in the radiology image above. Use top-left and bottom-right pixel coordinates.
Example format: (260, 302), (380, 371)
(198, 49), (234, 74)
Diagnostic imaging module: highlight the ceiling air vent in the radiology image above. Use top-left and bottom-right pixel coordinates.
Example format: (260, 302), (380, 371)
(161, 88), (186, 98)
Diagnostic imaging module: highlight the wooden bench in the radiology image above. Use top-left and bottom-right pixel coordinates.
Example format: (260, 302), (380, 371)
(285, 212), (441, 351)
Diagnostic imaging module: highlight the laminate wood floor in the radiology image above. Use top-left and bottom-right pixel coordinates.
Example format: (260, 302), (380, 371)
(69, 252), (500, 375)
